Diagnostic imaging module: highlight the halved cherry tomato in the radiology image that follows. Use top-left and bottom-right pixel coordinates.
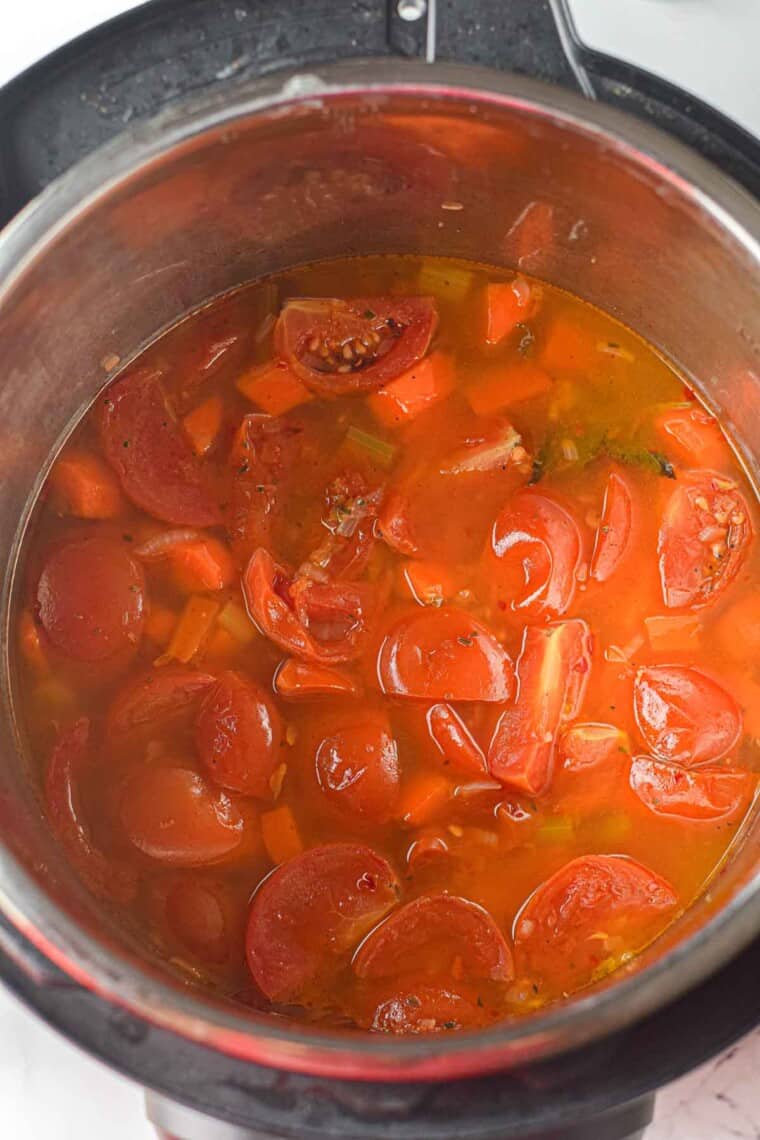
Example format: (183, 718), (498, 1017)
(165, 877), (232, 964)
(426, 703), (487, 776)
(274, 296), (438, 396)
(245, 843), (400, 1002)
(378, 607), (514, 702)
(634, 665), (742, 766)
(590, 471), (634, 583)
(553, 723), (632, 817)
(106, 666), (215, 745)
(370, 982), (491, 1034)
(488, 620), (592, 796)
(243, 548), (376, 664)
(36, 536), (145, 662)
(629, 756), (756, 823)
(274, 658), (361, 699)
(45, 720), (136, 902)
(560, 723), (630, 772)
(654, 406), (733, 471)
(514, 855), (678, 995)
(658, 471), (753, 609)
(120, 766), (244, 865)
(354, 893), (514, 982)
(315, 708), (400, 822)
(98, 366), (221, 526)
(226, 412), (303, 563)
(196, 670), (282, 798)
(484, 490), (581, 619)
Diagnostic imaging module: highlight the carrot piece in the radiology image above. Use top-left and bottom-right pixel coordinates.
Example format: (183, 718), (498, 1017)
(237, 360), (312, 416)
(18, 610), (48, 674)
(144, 605), (179, 648)
(540, 318), (597, 375)
(397, 773), (453, 827)
(48, 449), (124, 520)
(169, 537), (237, 593)
(483, 278), (534, 346)
(398, 560), (457, 607)
(466, 360), (552, 415)
(369, 352), (455, 428)
(158, 595), (220, 664)
(645, 614), (702, 652)
(182, 395), (224, 457)
(261, 804), (303, 865)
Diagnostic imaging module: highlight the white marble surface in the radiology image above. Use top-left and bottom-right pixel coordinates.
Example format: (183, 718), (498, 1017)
(0, 1), (758, 1137)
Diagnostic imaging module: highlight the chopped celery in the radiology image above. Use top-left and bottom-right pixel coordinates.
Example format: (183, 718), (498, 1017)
(536, 816), (575, 844)
(217, 600), (257, 645)
(345, 426), (397, 468)
(590, 812), (633, 845)
(416, 260), (476, 301)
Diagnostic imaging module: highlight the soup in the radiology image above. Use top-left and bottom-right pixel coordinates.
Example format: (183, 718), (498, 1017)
(17, 256), (759, 1034)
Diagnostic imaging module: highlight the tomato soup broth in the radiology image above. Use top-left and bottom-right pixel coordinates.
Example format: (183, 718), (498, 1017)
(16, 256), (760, 1033)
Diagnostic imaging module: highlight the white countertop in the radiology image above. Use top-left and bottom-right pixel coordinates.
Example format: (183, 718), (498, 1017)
(1, 2), (758, 1137)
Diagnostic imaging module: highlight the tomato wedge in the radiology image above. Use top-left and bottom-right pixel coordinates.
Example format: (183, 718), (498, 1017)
(315, 708), (400, 822)
(426, 703), (487, 776)
(36, 536), (145, 662)
(378, 607), (514, 702)
(488, 620), (592, 796)
(354, 894), (514, 983)
(590, 471), (634, 583)
(196, 671), (282, 798)
(246, 843), (400, 1002)
(370, 982), (491, 1034)
(514, 855), (678, 995)
(658, 471), (753, 609)
(484, 490), (581, 619)
(98, 366), (221, 526)
(243, 548), (376, 664)
(226, 412), (303, 563)
(634, 665), (742, 766)
(45, 720), (136, 902)
(274, 296), (438, 396)
(274, 658), (361, 699)
(630, 756), (756, 823)
(120, 766), (244, 865)
(106, 666), (215, 745)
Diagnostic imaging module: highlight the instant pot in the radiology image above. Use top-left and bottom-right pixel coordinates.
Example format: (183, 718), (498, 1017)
(0, 3), (758, 1138)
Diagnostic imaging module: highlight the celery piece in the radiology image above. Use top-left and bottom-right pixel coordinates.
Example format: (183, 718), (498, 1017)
(345, 426), (397, 468)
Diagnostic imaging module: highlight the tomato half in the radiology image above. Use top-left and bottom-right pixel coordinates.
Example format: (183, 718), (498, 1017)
(488, 620), (592, 796)
(243, 547), (376, 664)
(245, 843), (400, 1002)
(484, 490), (581, 619)
(98, 366), (221, 526)
(274, 296), (438, 396)
(634, 665), (742, 766)
(36, 536), (145, 662)
(353, 893), (514, 983)
(165, 876), (233, 964)
(106, 666), (215, 746)
(590, 471), (634, 583)
(377, 607), (514, 702)
(120, 766), (244, 865)
(370, 982), (491, 1034)
(658, 471), (753, 609)
(553, 723), (632, 817)
(514, 855), (678, 996)
(196, 671), (282, 798)
(629, 756), (756, 823)
(315, 708), (400, 822)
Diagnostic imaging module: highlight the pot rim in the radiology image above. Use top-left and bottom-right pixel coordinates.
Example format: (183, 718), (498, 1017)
(0, 58), (758, 1081)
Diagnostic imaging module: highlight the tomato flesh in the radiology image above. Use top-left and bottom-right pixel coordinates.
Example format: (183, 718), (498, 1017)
(630, 756), (756, 822)
(315, 709), (400, 822)
(106, 666), (215, 745)
(196, 670), (282, 798)
(634, 665), (742, 766)
(370, 982), (490, 1034)
(590, 471), (634, 583)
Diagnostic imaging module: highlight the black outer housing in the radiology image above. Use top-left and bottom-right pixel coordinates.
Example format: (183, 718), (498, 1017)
(0, 2), (758, 1137)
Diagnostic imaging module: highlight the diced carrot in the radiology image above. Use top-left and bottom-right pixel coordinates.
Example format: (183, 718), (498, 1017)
(645, 614), (702, 652)
(158, 595), (220, 664)
(540, 317), (597, 376)
(144, 605), (179, 648)
(18, 610), (48, 674)
(466, 360), (552, 416)
(397, 773), (453, 827)
(204, 626), (240, 663)
(483, 278), (534, 346)
(169, 538), (237, 593)
(182, 395), (224, 457)
(48, 450), (124, 520)
(261, 804), (303, 865)
(398, 560), (457, 607)
(236, 360), (312, 416)
(369, 352), (455, 429)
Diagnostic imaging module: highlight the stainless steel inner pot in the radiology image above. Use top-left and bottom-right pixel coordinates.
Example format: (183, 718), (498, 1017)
(0, 61), (757, 1081)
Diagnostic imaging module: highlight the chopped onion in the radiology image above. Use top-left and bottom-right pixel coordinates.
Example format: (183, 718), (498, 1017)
(135, 528), (202, 560)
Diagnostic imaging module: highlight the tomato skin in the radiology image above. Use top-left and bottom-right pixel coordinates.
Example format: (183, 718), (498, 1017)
(514, 855), (678, 996)
(196, 671), (282, 799)
(165, 876), (232, 964)
(274, 296), (438, 396)
(655, 406), (733, 471)
(426, 703), (487, 776)
(120, 766), (244, 865)
(553, 723), (631, 817)
(226, 412), (303, 563)
(488, 619), (592, 796)
(629, 756), (756, 823)
(378, 607), (514, 702)
(315, 709), (400, 822)
(560, 723), (630, 772)
(590, 471), (634, 583)
(274, 658), (361, 699)
(246, 843), (400, 1002)
(634, 665), (742, 766)
(36, 536), (145, 662)
(99, 366), (221, 526)
(353, 893), (514, 983)
(106, 666), (215, 745)
(658, 471), (752, 609)
(370, 981), (491, 1033)
(484, 490), (581, 620)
